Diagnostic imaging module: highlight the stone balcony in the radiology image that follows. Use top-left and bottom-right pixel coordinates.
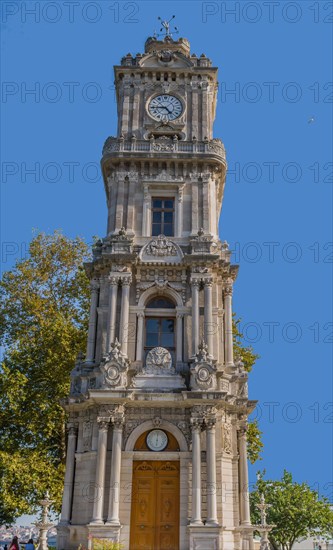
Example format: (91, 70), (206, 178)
(101, 136), (226, 165)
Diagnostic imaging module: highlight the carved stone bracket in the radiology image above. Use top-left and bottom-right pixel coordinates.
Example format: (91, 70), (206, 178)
(99, 339), (130, 389)
(190, 341), (217, 391)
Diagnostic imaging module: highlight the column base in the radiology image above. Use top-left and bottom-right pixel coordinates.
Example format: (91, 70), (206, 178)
(105, 520), (121, 527)
(87, 523), (122, 543)
(89, 520), (104, 525)
(188, 524), (222, 550)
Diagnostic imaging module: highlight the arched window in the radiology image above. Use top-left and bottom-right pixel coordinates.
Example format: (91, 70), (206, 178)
(144, 296), (176, 359)
(146, 297), (175, 309)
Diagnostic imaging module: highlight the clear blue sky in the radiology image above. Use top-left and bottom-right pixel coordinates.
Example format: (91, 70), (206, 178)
(1, 0), (332, 515)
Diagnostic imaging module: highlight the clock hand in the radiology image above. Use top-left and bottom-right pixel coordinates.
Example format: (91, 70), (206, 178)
(157, 104), (172, 114)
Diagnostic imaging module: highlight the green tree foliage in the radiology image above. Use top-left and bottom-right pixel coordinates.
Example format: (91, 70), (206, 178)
(0, 231), (90, 525)
(250, 470), (333, 550)
(233, 317), (263, 463)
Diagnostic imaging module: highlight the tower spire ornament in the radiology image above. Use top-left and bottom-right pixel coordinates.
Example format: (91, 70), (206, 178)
(156, 15), (179, 39)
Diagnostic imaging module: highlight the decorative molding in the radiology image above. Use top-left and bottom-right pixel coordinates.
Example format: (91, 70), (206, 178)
(99, 339), (130, 389)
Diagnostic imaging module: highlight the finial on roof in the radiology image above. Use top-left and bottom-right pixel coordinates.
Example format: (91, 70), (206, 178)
(156, 15), (179, 39)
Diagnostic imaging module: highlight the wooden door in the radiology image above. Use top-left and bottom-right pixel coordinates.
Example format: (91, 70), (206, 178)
(129, 461), (180, 550)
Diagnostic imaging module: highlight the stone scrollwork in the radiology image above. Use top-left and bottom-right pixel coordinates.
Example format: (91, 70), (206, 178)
(145, 346), (175, 375)
(222, 421), (232, 454)
(140, 235), (183, 264)
(99, 338), (130, 389)
(190, 341), (217, 391)
(152, 136), (175, 152)
(146, 235), (177, 257)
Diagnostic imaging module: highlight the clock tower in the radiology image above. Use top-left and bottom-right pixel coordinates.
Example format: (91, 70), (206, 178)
(57, 25), (256, 550)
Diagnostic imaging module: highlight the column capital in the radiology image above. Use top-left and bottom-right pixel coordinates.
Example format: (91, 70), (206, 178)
(224, 284), (233, 296)
(191, 278), (201, 288)
(137, 311), (145, 319)
(90, 280), (100, 292)
(97, 418), (110, 431)
(190, 416), (203, 432)
(205, 416), (217, 430)
(237, 424), (248, 438)
(113, 414), (125, 430)
(108, 274), (119, 286)
(67, 424), (78, 436)
(121, 275), (132, 286)
(204, 277), (214, 287)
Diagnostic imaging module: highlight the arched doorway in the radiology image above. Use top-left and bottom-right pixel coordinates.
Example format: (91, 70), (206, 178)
(129, 429), (180, 550)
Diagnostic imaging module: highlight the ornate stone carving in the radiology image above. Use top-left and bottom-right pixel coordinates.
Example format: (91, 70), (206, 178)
(152, 136), (175, 152)
(83, 421), (92, 451)
(235, 357), (248, 398)
(124, 420), (141, 442)
(153, 416), (162, 427)
(146, 235), (177, 257)
(99, 338), (130, 389)
(97, 418), (110, 431)
(190, 341), (217, 391)
(207, 138), (225, 154)
(220, 379), (229, 393)
(140, 240), (184, 264)
(176, 420), (191, 445)
(157, 50), (176, 63)
(145, 347), (174, 374)
(112, 265), (129, 272)
(222, 422), (232, 454)
(224, 285), (233, 296)
(103, 136), (120, 154)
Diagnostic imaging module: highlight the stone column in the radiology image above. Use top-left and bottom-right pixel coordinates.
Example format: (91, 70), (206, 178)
(127, 176), (136, 233)
(206, 417), (218, 525)
(106, 276), (118, 352)
(115, 177), (125, 232)
(121, 79), (131, 135)
(59, 425), (77, 524)
(224, 282), (234, 367)
(142, 184), (150, 236)
(202, 175), (210, 234)
(119, 276), (131, 355)
(204, 278), (214, 356)
(135, 311), (145, 362)
(191, 177), (199, 235)
(86, 281), (99, 363)
(107, 409), (125, 525)
(191, 84), (199, 139)
(190, 416), (203, 525)
(176, 186), (184, 237)
(191, 279), (200, 356)
(238, 426), (251, 526)
(176, 312), (184, 363)
(91, 418), (109, 524)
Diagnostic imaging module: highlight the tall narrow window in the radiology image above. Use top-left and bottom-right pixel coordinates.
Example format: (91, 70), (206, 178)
(145, 318), (175, 352)
(151, 198), (174, 236)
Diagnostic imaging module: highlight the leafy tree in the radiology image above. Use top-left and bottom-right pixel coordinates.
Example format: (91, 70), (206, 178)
(250, 470), (333, 550)
(233, 317), (263, 463)
(0, 231), (90, 525)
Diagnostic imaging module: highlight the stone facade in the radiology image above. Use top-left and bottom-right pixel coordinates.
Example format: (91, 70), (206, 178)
(57, 32), (256, 550)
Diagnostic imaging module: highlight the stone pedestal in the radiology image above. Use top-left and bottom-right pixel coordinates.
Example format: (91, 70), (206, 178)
(188, 525), (222, 550)
(87, 524), (122, 544)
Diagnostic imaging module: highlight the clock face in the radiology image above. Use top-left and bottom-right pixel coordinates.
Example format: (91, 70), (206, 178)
(148, 95), (183, 122)
(146, 429), (169, 451)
